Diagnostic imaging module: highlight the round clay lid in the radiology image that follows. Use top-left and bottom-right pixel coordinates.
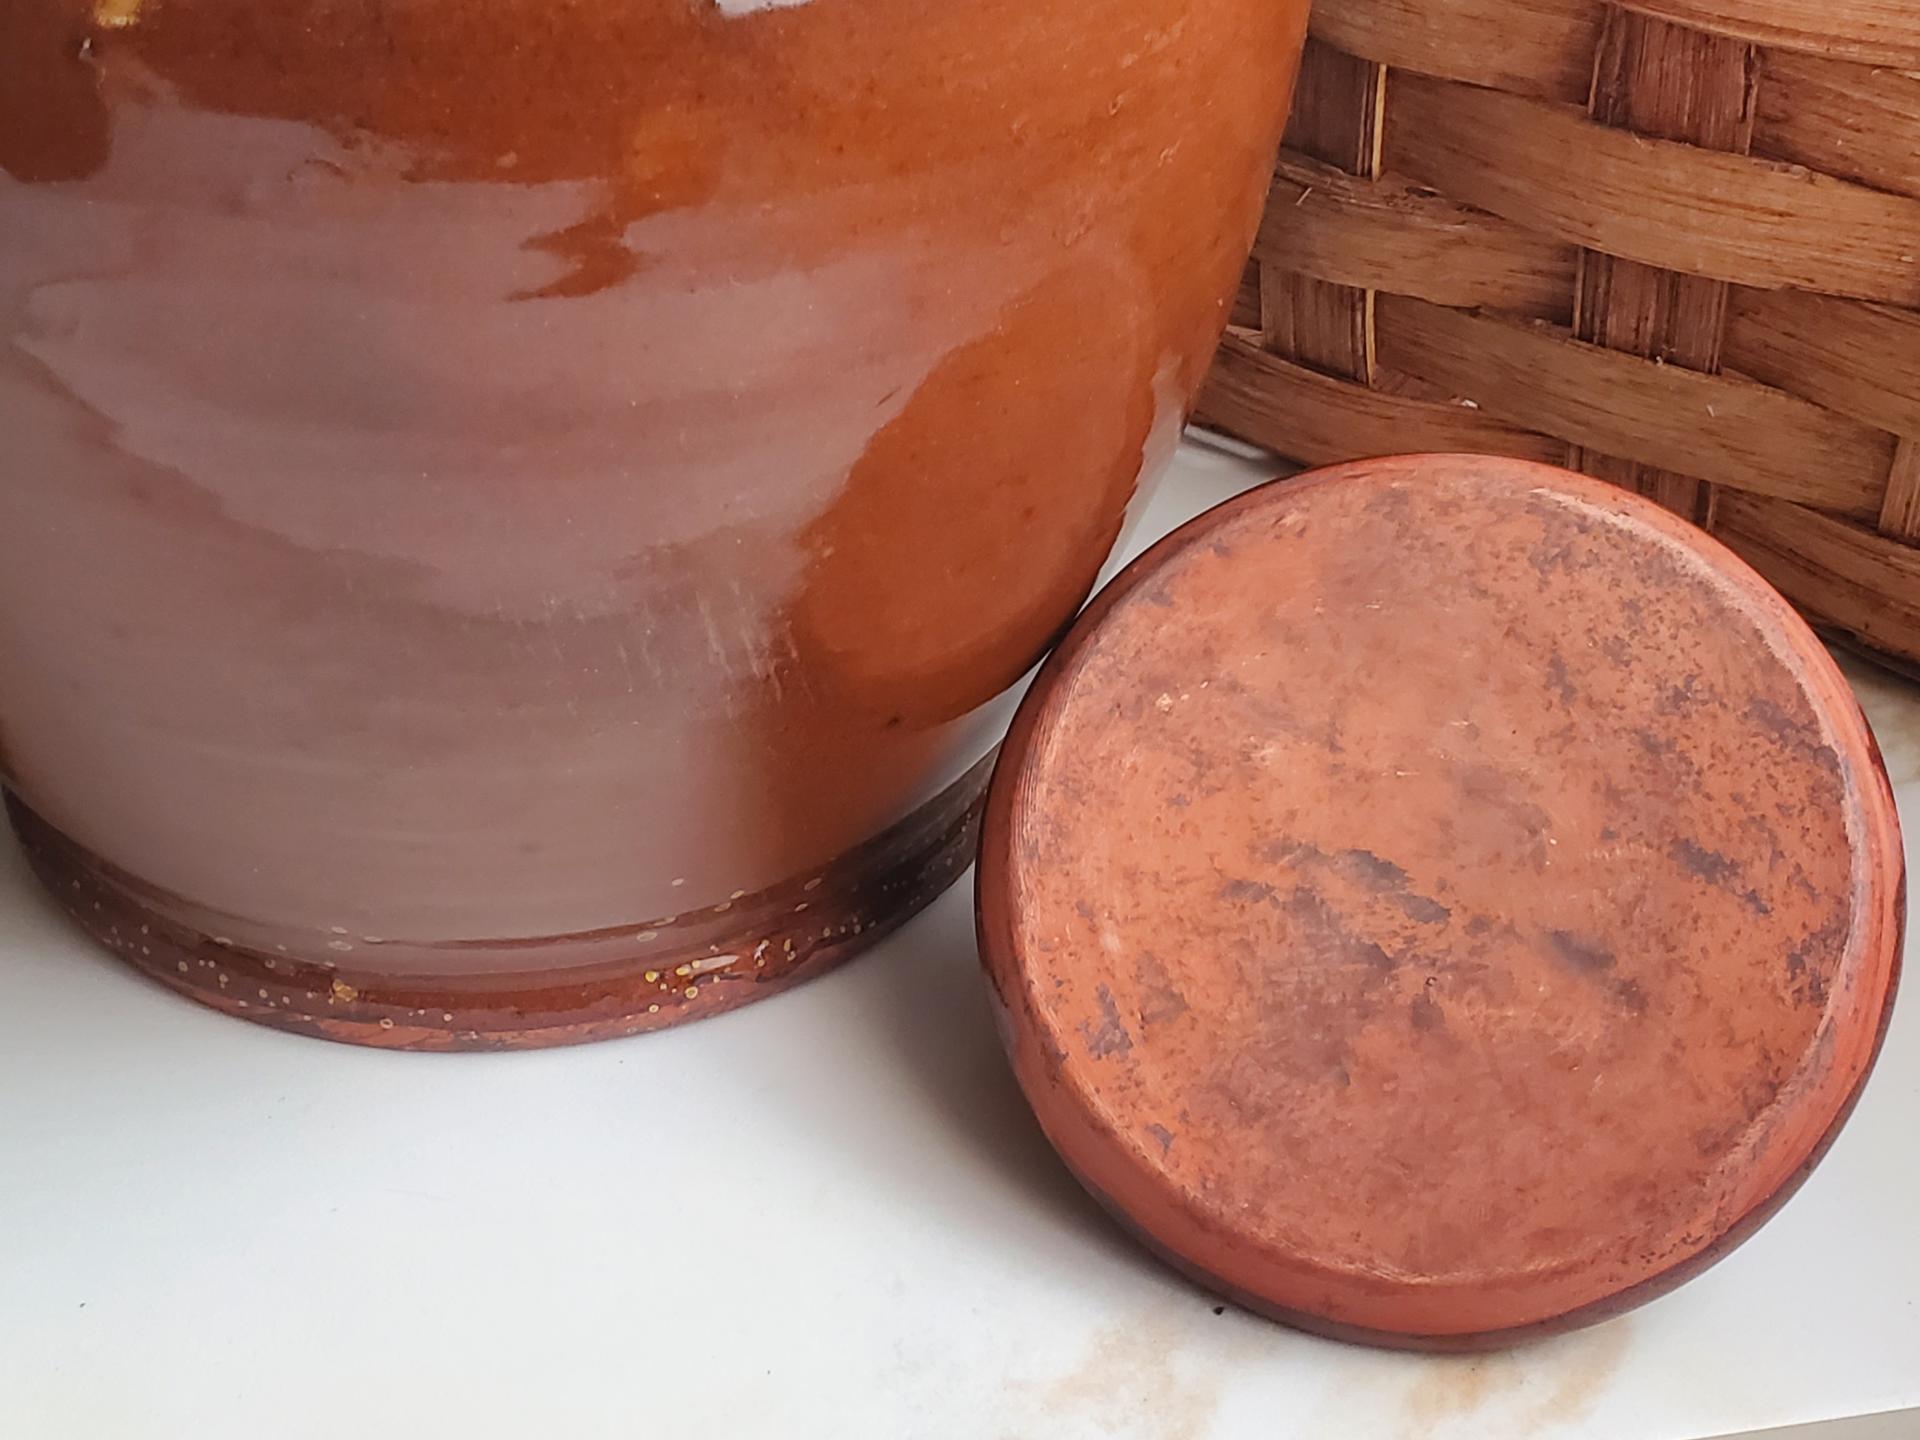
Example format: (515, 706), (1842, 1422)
(977, 454), (1904, 1350)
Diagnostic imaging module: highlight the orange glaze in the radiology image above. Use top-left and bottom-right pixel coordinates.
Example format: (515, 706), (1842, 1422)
(0, 0), (1307, 1028)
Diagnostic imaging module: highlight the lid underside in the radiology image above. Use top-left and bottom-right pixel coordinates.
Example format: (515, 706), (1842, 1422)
(979, 455), (1904, 1348)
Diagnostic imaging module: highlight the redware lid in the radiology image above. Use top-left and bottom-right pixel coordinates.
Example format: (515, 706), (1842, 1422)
(976, 454), (1904, 1351)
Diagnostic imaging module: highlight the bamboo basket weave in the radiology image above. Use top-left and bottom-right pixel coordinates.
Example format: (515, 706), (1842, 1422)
(1195, 0), (1920, 676)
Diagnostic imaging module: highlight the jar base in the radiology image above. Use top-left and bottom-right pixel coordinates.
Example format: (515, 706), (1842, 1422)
(6, 758), (988, 1050)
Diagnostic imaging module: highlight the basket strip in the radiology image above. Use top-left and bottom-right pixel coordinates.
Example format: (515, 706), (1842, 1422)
(1231, 261), (1263, 329)
(1567, 9), (1758, 523)
(1755, 52), (1920, 200)
(1261, 39), (1386, 383)
(1724, 291), (1920, 439)
(1261, 272), (1372, 379)
(1255, 155), (1578, 317)
(1373, 296), (1893, 517)
(1196, 330), (1565, 464)
(1311, 0), (1599, 101)
(1288, 38), (1387, 178)
(1716, 494), (1920, 670)
(1383, 73), (1920, 305)
(1618, 0), (1920, 67)
(1883, 442), (1920, 543)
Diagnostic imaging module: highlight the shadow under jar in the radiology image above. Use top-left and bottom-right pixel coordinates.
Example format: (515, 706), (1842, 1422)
(0, 0), (1309, 1047)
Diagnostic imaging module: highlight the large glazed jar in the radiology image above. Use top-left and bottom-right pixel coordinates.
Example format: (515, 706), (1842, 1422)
(0, 0), (1309, 1047)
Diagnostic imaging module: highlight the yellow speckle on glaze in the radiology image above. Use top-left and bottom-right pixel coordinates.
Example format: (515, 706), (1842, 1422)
(91, 0), (143, 36)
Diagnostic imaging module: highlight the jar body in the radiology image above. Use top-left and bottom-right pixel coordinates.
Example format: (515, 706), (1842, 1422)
(0, 0), (1309, 1044)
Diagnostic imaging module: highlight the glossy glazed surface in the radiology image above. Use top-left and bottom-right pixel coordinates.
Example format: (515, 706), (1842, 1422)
(0, 0), (1306, 1005)
(980, 456), (1905, 1347)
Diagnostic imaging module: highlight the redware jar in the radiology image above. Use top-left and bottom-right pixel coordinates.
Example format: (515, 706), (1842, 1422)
(0, 0), (1310, 1046)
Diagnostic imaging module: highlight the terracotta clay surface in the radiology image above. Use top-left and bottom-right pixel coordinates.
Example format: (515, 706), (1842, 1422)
(0, 0), (1307, 1043)
(978, 455), (1905, 1349)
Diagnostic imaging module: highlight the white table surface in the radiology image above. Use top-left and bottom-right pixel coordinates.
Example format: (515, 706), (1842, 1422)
(3, 440), (1917, 1440)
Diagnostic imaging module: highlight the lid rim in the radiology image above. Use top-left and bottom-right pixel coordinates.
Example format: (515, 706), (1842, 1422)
(976, 453), (1906, 1347)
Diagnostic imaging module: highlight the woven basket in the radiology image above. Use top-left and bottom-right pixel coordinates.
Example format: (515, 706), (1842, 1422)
(1195, 0), (1920, 677)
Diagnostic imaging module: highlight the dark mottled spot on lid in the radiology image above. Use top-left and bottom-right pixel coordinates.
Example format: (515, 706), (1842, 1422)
(1611, 978), (1649, 1016)
(1746, 696), (1810, 746)
(1288, 888), (1397, 972)
(1136, 950), (1191, 1026)
(1746, 696), (1842, 777)
(1528, 535), (1575, 577)
(1080, 984), (1133, 1058)
(1396, 892), (1452, 925)
(1545, 652), (1576, 704)
(1635, 729), (1678, 760)
(1146, 1123), (1174, 1156)
(1671, 837), (1739, 887)
(1367, 483), (1413, 519)
(1341, 849), (1412, 889)
(1221, 877), (1277, 906)
(1549, 930), (1615, 974)
(1659, 674), (1705, 714)
(1410, 990), (1447, 1032)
